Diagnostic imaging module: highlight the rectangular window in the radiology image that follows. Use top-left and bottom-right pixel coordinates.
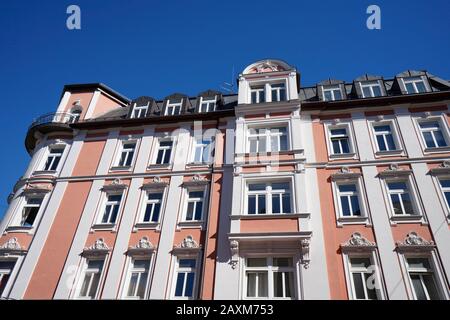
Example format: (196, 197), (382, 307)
(373, 124), (397, 151)
(0, 260), (15, 296)
(438, 179), (450, 210)
(131, 105), (148, 119)
(271, 83), (286, 102)
(406, 257), (442, 300)
(386, 181), (415, 215)
(404, 77), (427, 94)
(348, 257), (379, 300)
(100, 194), (122, 224)
(245, 257), (295, 299)
(337, 184), (361, 217)
(361, 81), (382, 98)
(43, 146), (65, 171)
(247, 182), (291, 215)
(174, 258), (197, 299)
(330, 128), (351, 155)
(199, 97), (216, 113)
(166, 100), (182, 116)
(250, 86), (265, 104)
(419, 121), (448, 149)
(248, 127), (288, 153)
(185, 190), (205, 221)
(124, 258), (150, 299)
(20, 196), (44, 227)
(78, 259), (104, 299)
(155, 140), (173, 164)
(118, 141), (136, 167)
(193, 138), (213, 163)
(142, 192), (163, 223)
(323, 86), (342, 101)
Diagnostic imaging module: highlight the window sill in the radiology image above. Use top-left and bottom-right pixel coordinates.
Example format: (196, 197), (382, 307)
(31, 170), (57, 177)
(109, 166), (133, 172)
(374, 149), (405, 157)
(239, 149), (304, 157)
(177, 221), (204, 229)
(5, 225), (34, 233)
(91, 223), (116, 231)
(231, 213), (310, 220)
(336, 216), (370, 226)
(329, 153), (357, 160)
(134, 222), (159, 230)
(186, 162), (213, 168)
(423, 146), (450, 154)
(390, 214), (425, 224)
(147, 164), (172, 170)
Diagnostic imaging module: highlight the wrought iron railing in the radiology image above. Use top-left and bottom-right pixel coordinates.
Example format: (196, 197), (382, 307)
(28, 112), (79, 130)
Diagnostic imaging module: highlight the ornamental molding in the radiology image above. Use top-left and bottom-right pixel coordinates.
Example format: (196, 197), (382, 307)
(331, 166), (362, 181)
(378, 163), (412, 178)
(82, 238), (110, 256)
(396, 232), (435, 252)
(141, 176), (168, 190)
(172, 236), (201, 254)
(300, 239), (310, 269)
(182, 175), (210, 187)
(0, 237), (26, 255)
(101, 178), (127, 191)
(229, 240), (239, 269)
(341, 233), (376, 252)
(127, 237), (155, 256)
(430, 160), (450, 175)
(21, 183), (52, 196)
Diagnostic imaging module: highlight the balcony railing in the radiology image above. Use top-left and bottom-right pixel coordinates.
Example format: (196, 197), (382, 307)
(28, 112), (79, 130)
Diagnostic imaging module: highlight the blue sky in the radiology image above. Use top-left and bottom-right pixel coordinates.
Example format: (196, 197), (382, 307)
(0, 0), (449, 219)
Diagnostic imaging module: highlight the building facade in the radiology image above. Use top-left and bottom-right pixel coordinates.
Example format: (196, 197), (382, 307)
(1, 59), (450, 300)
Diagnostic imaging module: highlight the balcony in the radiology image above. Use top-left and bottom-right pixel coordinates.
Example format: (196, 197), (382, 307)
(25, 112), (77, 153)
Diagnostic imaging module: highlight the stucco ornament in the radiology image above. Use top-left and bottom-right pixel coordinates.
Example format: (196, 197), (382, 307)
(153, 176), (162, 183)
(0, 237), (22, 251)
(131, 237), (154, 250)
(300, 239), (311, 269)
(400, 232), (434, 246)
(84, 238), (109, 251)
(344, 233), (375, 247)
(250, 61), (284, 74)
(229, 240), (239, 269)
(177, 235), (199, 249)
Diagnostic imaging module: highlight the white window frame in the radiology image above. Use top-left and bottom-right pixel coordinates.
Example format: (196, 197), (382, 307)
(113, 140), (138, 169)
(322, 85), (343, 101)
(402, 76), (429, 94)
(35, 142), (69, 174)
(270, 82), (287, 102)
(192, 137), (214, 164)
(120, 256), (153, 300)
(399, 251), (449, 300)
(7, 193), (48, 232)
(136, 188), (166, 228)
(381, 175), (425, 223)
(131, 104), (149, 119)
(250, 86), (266, 104)
(434, 175), (450, 219)
(332, 178), (370, 225)
(243, 256), (297, 300)
(73, 256), (107, 300)
(342, 252), (386, 300)
(324, 122), (357, 159)
(0, 257), (21, 299)
(360, 81), (383, 98)
(170, 255), (200, 300)
(413, 115), (450, 153)
(244, 179), (294, 216)
(198, 96), (216, 113)
(165, 99), (183, 116)
(93, 191), (125, 228)
(152, 137), (175, 166)
(42, 145), (66, 171)
(180, 186), (209, 224)
(368, 118), (404, 157)
(246, 124), (290, 154)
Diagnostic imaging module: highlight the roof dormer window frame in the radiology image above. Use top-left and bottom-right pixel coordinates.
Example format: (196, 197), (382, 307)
(198, 96), (217, 113)
(131, 104), (149, 119)
(322, 85), (343, 101)
(402, 76), (430, 94)
(360, 81), (383, 98)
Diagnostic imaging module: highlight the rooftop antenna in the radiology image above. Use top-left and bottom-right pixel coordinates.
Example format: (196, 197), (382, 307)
(220, 65), (236, 94)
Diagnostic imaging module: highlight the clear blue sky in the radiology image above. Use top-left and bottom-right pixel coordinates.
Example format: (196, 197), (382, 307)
(0, 0), (449, 219)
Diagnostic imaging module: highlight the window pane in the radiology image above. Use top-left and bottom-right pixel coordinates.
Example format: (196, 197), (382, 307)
(332, 139), (341, 154)
(388, 182), (407, 190)
(339, 184), (356, 192)
(415, 81), (426, 93)
(251, 91), (257, 104)
(249, 138), (257, 153)
(405, 82), (415, 94)
(270, 135), (280, 152)
(422, 274), (440, 300)
(350, 258), (371, 268)
(352, 273), (366, 299)
(79, 273), (91, 297)
(439, 179), (450, 188)
(410, 274), (427, 300)
(109, 204), (120, 223)
(274, 272), (284, 297)
(407, 258), (431, 269)
(127, 273), (138, 296)
(331, 128), (347, 136)
(258, 272), (268, 297)
(156, 150), (164, 164)
(186, 202), (194, 221)
(0, 274), (11, 296)
(247, 273), (256, 297)
(362, 86), (371, 98)
(423, 132), (436, 148)
(364, 273), (378, 300)
(151, 203), (161, 222)
(280, 134), (288, 151)
(273, 257), (293, 267)
(194, 201), (203, 220)
(401, 193), (414, 214)
(137, 272), (148, 298)
(434, 130), (447, 147)
(22, 207), (39, 226)
(51, 156), (61, 170)
(390, 194), (403, 215)
(334, 90), (342, 100)
(184, 272), (195, 297)
(258, 136), (267, 152)
(179, 259), (196, 268)
(372, 86), (382, 97)
(376, 135), (387, 151)
(174, 273), (185, 297)
(324, 91), (332, 101)
(257, 195), (266, 214)
(249, 184), (266, 191)
(341, 138), (350, 153)
(88, 273), (101, 298)
(163, 149), (172, 164)
(282, 193), (291, 213)
(272, 194), (281, 214)
(386, 134), (396, 150)
(340, 196), (351, 216)
(247, 258), (267, 267)
(248, 195), (256, 214)
(350, 195), (361, 216)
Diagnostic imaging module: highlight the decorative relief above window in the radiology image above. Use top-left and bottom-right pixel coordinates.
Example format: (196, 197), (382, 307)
(82, 238), (110, 256)
(396, 232), (435, 252)
(341, 233), (376, 252)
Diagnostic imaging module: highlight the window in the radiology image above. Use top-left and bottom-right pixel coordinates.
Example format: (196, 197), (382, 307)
(271, 83), (286, 102)
(124, 258), (151, 299)
(155, 140), (173, 165)
(184, 190), (206, 221)
(386, 181), (415, 216)
(419, 121), (448, 149)
(70, 109), (82, 123)
(329, 127), (351, 155)
(77, 259), (104, 299)
(165, 99), (182, 116)
(100, 194), (122, 224)
(142, 192), (163, 223)
(360, 81), (382, 98)
(173, 258), (197, 299)
(406, 257), (442, 300)
(117, 141), (136, 167)
(438, 179), (450, 210)
(247, 182), (292, 215)
(199, 97), (216, 113)
(0, 260), (15, 296)
(337, 184), (361, 217)
(348, 257), (380, 300)
(131, 105), (148, 119)
(193, 138), (213, 163)
(20, 196), (44, 227)
(250, 86), (265, 104)
(245, 257), (295, 299)
(43, 146), (65, 171)
(323, 86), (342, 101)
(404, 77), (427, 94)
(373, 124), (397, 152)
(248, 127), (288, 153)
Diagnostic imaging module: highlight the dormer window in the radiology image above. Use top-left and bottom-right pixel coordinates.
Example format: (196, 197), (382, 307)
(403, 77), (427, 94)
(360, 81), (383, 98)
(70, 108), (82, 123)
(166, 99), (182, 116)
(323, 86), (343, 101)
(250, 86), (265, 104)
(131, 105), (148, 119)
(199, 97), (216, 113)
(271, 83), (286, 102)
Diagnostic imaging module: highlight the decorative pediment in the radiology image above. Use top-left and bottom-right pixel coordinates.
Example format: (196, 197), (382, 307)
(396, 232), (435, 252)
(141, 176), (168, 190)
(243, 59), (292, 75)
(341, 233), (376, 252)
(127, 237), (155, 256)
(0, 237), (26, 255)
(182, 175), (210, 187)
(173, 235), (201, 254)
(430, 160), (450, 175)
(101, 178), (127, 191)
(83, 238), (110, 256)
(22, 183), (52, 196)
(378, 163), (412, 178)
(331, 166), (362, 181)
